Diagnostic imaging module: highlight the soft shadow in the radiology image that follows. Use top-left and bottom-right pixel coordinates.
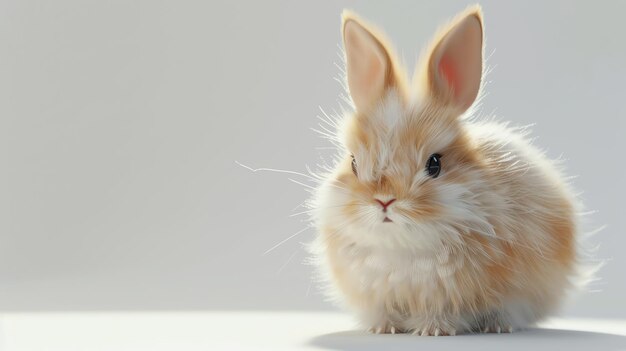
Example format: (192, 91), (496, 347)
(308, 328), (626, 351)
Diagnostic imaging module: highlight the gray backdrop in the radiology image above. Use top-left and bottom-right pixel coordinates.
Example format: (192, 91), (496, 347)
(1, 0), (624, 318)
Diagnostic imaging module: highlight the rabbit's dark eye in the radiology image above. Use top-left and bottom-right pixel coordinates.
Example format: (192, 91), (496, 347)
(426, 153), (442, 178)
(351, 155), (358, 176)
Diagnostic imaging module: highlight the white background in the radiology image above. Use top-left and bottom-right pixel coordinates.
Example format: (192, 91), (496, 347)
(1, 0), (624, 318)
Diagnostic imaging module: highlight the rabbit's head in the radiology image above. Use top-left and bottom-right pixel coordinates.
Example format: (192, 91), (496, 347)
(314, 7), (498, 252)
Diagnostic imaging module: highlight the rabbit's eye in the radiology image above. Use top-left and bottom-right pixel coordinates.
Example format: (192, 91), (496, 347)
(426, 153), (442, 178)
(351, 155), (358, 176)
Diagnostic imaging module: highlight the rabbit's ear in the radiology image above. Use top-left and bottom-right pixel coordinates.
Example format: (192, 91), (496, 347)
(342, 12), (397, 113)
(423, 7), (483, 112)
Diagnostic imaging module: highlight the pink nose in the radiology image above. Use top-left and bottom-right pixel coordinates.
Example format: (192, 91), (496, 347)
(375, 198), (396, 212)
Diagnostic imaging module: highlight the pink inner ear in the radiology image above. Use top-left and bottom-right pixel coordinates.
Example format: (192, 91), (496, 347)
(438, 55), (460, 98)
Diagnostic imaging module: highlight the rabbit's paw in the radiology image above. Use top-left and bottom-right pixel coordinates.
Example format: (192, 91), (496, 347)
(480, 324), (514, 334)
(367, 323), (398, 334)
(410, 321), (457, 336)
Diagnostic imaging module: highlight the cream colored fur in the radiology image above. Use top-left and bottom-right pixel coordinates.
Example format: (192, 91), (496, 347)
(310, 6), (583, 336)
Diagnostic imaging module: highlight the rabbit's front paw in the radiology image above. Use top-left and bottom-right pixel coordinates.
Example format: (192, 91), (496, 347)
(367, 323), (398, 334)
(480, 324), (514, 334)
(411, 326), (457, 336)
(409, 318), (458, 336)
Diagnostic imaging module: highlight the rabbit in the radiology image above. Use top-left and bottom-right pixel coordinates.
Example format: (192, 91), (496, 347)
(310, 5), (587, 336)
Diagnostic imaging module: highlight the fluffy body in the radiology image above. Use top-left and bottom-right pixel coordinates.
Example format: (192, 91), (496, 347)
(312, 93), (578, 335)
(311, 7), (581, 336)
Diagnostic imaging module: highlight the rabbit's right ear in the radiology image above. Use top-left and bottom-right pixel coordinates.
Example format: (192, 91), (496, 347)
(342, 12), (397, 114)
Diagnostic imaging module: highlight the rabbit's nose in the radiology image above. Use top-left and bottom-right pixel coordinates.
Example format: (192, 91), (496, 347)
(374, 198), (396, 212)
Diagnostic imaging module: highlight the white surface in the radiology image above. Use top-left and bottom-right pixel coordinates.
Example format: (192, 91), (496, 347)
(0, 312), (625, 351)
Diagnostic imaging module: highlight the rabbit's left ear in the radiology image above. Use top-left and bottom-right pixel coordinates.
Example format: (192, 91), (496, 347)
(424, 7), (484, 112)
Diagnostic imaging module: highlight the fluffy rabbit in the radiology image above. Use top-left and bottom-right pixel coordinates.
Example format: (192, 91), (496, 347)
(311, 5), (584, 335)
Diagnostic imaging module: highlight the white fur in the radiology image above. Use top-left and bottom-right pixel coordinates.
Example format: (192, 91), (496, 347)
(308, 8), (589, 336)
(310, 93), (584, 334)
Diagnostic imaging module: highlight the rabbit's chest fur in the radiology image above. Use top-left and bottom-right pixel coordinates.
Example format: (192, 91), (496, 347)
(331, 235), (469, 312)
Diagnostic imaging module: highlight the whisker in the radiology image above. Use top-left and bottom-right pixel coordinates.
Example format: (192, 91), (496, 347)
(290, 204), (346, 218)
(276, 250), (299, 275)
(263, 226), (312, 255)
(291, 200), (308, 212)
(288, 178), (316, 190)
(235, 161), (316, 180)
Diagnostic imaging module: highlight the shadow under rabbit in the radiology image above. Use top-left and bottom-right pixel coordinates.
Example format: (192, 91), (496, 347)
(308, 327), (626, 351)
